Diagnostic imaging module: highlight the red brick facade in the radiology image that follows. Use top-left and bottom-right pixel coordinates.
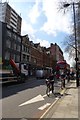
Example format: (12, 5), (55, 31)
(22, 36), (64, 72)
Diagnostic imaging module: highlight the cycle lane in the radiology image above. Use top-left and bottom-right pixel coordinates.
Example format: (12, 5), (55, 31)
(39, 80), (78, 119)
(32, 79), (68, 118)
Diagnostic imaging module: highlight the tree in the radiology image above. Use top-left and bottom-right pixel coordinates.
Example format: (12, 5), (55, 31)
(58, 0), (80, 60)
(63, 34), (80, 59)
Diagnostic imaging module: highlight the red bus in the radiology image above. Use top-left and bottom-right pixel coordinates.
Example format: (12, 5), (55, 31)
(56, 60), (70, 70)
(56, 60), (70, 78)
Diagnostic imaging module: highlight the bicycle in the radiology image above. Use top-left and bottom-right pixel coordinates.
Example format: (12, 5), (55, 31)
(46, 79), (54, 96)
(60, 75), (65, 89)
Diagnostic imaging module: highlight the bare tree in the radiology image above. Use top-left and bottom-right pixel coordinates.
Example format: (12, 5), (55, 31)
(58, 0), (80, 60)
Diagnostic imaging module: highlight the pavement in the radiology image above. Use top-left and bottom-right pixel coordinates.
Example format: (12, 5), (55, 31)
(39, 80), (80, 119)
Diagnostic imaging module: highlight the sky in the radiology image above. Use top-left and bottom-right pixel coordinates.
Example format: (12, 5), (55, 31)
(2, 0), (79, 67)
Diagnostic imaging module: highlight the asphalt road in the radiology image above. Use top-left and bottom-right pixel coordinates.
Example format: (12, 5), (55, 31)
(1, 78), (62, 119)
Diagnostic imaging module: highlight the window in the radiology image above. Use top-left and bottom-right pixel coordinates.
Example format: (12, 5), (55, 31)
(11, 54), (15, 61)
(11, 21), (16, 27)
(14, 43), (16, 50)
(24, 46), (26, 52)
(27, 47), (30, 53)
(22, 45), (30, 53)
(27, 55), (29, 62)
(23, 54), (26, 61)
(7, 30), (11, 37)
(6, 40), (11, 48)
(34, 58), (37, 63)
(16, 45), (20, 52)
(13, 33), (16, 39)
(24, 65), (27, 69)
(25, 47), (27, 52)
(15, 55), (20, 62)
(18, 36), (21, 42)
(12, 42), (15, 49)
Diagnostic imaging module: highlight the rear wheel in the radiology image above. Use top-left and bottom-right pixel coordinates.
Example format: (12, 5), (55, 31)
(46, 85), (51, 96)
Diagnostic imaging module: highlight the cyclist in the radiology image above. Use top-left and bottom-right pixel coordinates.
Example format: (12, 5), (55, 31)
(46, 72), (54, 93)
(60, 70), (66, 89)
(66, 71), (70, 82)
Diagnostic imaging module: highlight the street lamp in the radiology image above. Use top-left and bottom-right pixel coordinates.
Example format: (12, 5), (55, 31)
(63, 2), (79, 87)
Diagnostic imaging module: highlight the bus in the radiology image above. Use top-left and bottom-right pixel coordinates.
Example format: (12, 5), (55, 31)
(56, 60), (70, 79)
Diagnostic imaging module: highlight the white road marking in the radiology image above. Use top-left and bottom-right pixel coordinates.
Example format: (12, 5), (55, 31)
(55, 97), (59, 100)
(39, 98), (59, 119)
(19, 94), (44, 107)
(43, 94), (47, 98)
(38, 103), (51, 110)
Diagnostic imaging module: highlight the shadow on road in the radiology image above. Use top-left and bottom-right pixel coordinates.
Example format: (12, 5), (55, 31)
(2, 77), (46, 98)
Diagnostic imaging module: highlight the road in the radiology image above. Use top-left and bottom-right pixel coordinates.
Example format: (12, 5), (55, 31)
(1, 78), (62, 119)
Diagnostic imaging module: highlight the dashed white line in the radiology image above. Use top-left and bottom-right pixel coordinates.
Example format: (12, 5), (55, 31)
(39, 97), (59, 119)
(38, 103), (51, 110)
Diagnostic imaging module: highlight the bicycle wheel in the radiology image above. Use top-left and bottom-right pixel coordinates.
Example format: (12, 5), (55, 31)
(51, 81), (54, 93)
(46, 84), (52, 96)
(61, 79), (64, 89)
(46, 86), (50, 96)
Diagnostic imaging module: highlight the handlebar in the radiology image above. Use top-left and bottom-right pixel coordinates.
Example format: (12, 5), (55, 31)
(46, 79), (54, 83)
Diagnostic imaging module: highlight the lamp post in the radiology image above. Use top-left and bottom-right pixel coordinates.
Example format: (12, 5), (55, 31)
(63, 2), (79, 87)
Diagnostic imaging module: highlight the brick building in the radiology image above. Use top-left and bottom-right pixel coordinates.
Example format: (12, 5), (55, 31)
(49, 43), (64, 61)
(46, 43), (64, 70)
(21, 35), (31, 64)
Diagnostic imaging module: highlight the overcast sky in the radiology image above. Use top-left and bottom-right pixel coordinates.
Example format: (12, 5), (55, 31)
(2, 0), (79, 66)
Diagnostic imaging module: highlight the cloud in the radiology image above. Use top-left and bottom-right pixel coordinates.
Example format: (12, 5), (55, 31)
(2, 0), (38, 3)
(2, 0), (75, 66)
(36, 39), (50, 47)
(21, 19), (36, 36)
(28, 0), (41, 24)
(40, 0), (72, 36)
(21, 20), (50, 48)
